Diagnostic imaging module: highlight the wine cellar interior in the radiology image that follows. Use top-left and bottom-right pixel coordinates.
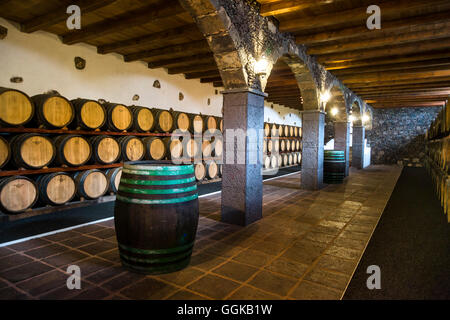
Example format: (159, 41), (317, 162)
(0, 0), (449, 303)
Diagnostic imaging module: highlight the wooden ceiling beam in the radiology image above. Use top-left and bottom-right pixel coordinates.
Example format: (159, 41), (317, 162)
(295, 11), (450, 45)
(98, 24), (200, 54)
(330, 59), (450, 76)
(185, 70), (220, 80)
(317, 38), (450, 63)
(308, 23), (450, 56)
(344, 76), (450, 87)
(354, 89), (450, 96)
(325, 51), (450, 70)
(148, 53), (214, 69)
(62, 0), (184, 45)
(280, 0), (450, 33)
(260, 0), (340, 16)
(371, 102), (445, 108)
(21, 0), (116, 33)
(348, 80), (450, 90)
(200, 77), (222, 83)
(339, 69), (450, 84)
(125, 40), (209, 62)
(168, 63), (218, 75)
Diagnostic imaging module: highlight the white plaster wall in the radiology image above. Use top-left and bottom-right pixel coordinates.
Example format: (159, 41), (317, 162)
(264, 101), (302, 127)
(0, 17), (301, 126)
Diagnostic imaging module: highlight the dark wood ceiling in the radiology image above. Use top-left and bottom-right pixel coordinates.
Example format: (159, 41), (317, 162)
(258, 0), (450, 109)
(1, 0), (449, 110)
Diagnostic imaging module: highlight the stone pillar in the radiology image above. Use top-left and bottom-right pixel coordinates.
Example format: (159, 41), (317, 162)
(221, 88), (266, 226)
(334, 121), (350, 176)
(352, 125), (365, 169)
(301, 110), (325, 190)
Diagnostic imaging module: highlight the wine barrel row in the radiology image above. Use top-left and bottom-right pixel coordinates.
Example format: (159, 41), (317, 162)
(263, 152), (302, 170)
(426, 99), (449, 140)
(263, 138), (302, 154)
(1, 133), (224, 170)
(264, 122), (302, 138)
(0, 167), (123, 214)
(193, 160), (221, 181)
(0, 87), (224, 134)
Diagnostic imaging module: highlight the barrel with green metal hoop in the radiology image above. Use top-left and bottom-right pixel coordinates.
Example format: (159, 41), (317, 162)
(323, 150), (345, 184)
(114, 161), (199, 274)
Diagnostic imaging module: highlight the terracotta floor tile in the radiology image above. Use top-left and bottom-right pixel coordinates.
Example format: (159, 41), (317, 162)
(264, 258), (309, 279)
(304, 268), (350, 291)
(78, 240), (117, 255)
(7, 238), (51, 252)
(101, 271), (145, 292)
(289, 281), (342, 300)
(0, 261), (53, 283)
(0, 286), (30, 300)
(190, 253), (227, 271)
(167, 290), (210, 300)
(60, 235), (99, 248)
(232, 249), (275, 268)
(325, 245), (361, 261)
(72, 286), (110, 300)
(24, 244), (69, 260)
(212, 261), (258, 282)
(0, 253), (33, 272)
(248, 270), (297, 296)
(156, 267), (205, 286)
(0, 247), (15, 258)
(85, 265), (125, 284)
(42, 250), (88, 268)
(187, 274), (240, 300)
(16, 269), (68, 297)
(121, 277), (178, 300)
(74, 257), (112, 277)
(42, 230), (80, 242)
(228, 285), (281, 300)
(315, 255), (358, 275)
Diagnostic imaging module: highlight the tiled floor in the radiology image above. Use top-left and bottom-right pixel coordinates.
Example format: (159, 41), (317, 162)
(0, 165), (401, 300)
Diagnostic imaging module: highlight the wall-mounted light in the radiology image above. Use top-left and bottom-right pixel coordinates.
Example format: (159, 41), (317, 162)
(255, 57), (269, 76)
(330, 107), (338, 116)
(349, 115), (355, 122)
(320, 91), (331, 104)
(362, 114), (370, 123)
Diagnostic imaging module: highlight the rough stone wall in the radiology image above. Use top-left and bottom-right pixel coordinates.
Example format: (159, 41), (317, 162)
(367, 107), (441, 165)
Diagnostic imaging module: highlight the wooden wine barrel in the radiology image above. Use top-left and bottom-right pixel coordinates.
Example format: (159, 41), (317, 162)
(163, 137), (183, 160)
(143, 137), (167, 161)
(289, 126), (294, 137)
(204, 115), (218, 133)
(288, 153), (293, 166)
(71, 99), (107, 130)
(185, 138), (200, 159)
(280, 139), (286, 152)
(10, 134), (55, 169)
(286, 139), (291, 152)
(219, 118), (223, 132)
(104, 103), (133, 132)
(0, 176), (38, 213)
(263, 155), (271, 169)
(264, 123), (270, 137)
(106, 167), (122, 193)
(292, 153), (298, 165)
(191, 114), (204, 135)
(263, 139), (267, 154)
(202, 140), (212, 157)
(278, 125), (284, 137)
(37, 172), (76, 206)
(277, 154), (282, 168)
(282, 154), (288, 167)
(32, 94), (74, 129)
(272, 139), (279, 154)
(213, 137), (223, 157)
(0, 136), (11, 169)
(130, 106), (155, 132)
(324, 150), (345, 184)
(0, 87), (34, 127)
(299, 127), (302, 137)
(270, 123), (278, 137)
(172, 111), (191, 132)
(89, 135), (121, 164)
(294, 127), (299, 137)
(194, 162), (206, 181)
(295, 140), (301, 151)
(205, 161), (218, 180)
(270, 155), (278, 169)
(296, 152), (302, 164)
(74, 169), (108, 199)
(114, 162), (199, 274)
(118, 136), (145, 162)
(54, 135), (92, 167)
(153, 109), (174, 133)
(268, 139), (273, 154)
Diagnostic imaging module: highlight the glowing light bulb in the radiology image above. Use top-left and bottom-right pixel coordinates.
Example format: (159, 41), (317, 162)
(255, 58), (269, 76)
(320, 91), (331, 103)
(362, 114), (370, 123)
(330, 107), (338, 116)
(349, 115), (355, 122)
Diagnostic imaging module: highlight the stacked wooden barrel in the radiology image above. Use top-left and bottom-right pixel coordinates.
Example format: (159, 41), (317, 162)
(263, 121), (302, 169)
(424, 98), (450, 222)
